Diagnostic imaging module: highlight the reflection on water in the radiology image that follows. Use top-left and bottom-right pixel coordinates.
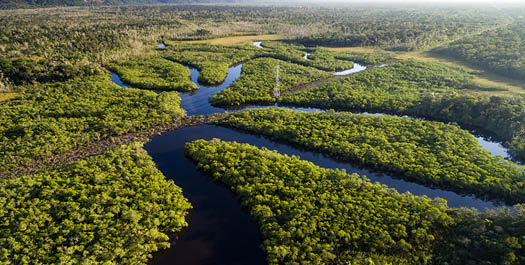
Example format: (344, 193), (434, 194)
(109, 71), (131, 88)
(252, 41), (263, 48)
(303, 52), (310, 60)
(145, 123), (503, 264)
(179, 64), (243, 116)
(334, 63), (367, 75)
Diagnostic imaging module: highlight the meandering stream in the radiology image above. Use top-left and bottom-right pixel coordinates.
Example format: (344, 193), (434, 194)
(109, 48), (515, 264)
(251, 41), (368, 75)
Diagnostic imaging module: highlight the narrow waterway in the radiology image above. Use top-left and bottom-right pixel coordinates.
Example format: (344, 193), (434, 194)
(145, 126), (266, 265)
(145, 123), (504, 265)
(110, 71), (131, 88)
(252, 41), (263, 48)
(250, 41), (368, 76)
(334, 63), (367, 75)
(111, 61), (511, 160)
(109, 49), (516, 264)
(110, 61), (514, 196)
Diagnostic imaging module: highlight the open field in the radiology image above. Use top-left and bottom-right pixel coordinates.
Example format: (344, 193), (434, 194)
(395, 51), (525, 96)
(326, 46), (384, 54)
(0, 93), (18, 101)
(329, 46), (525, 96)
(173, 34), (284, 46)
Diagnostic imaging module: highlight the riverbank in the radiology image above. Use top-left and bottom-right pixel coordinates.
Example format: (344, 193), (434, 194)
(0, 115), (205, 179)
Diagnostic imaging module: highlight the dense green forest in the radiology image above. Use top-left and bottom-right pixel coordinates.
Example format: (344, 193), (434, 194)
(0, 0), (265, 9)
(281, 59), (499, 114)
(213, 108), (525, 204)
(109, 56), (197, 91)
(210, 57), (331, 106)
(290, 8), (509, 51)
(0, 142), (191, 264)
(0, 7), (179, 87)
(434, 21), (525, 80)
(257, 41), (363, 70)
(280, 59), (525, 163)
(0, 75), (185, 172)
(162, 41), (367, 85)
(1, 3), (524, 264)
(0, 0), (133, 8)
(185, 139), (525, 265)
(185, 138), (454, 264)
(282, 58), (499, 109)
(0, 4), (509, 88)
(164, 43), (258, 85)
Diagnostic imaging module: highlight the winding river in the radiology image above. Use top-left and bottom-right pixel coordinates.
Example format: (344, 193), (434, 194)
(109, 50), (514, 264)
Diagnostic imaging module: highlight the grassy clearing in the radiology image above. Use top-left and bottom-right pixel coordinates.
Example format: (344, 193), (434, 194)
(326, 46), (383, 54)
(331, 45), (524, 96)
(395, 51), (525, 96)
(174, 34), (284, 46)
(0, 92), (18, 101)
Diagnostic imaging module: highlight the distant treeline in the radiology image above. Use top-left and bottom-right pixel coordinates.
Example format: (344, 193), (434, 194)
(434, 21), (525, 80)
(0, 4), (510, 88)
(0, 0), (278, 9)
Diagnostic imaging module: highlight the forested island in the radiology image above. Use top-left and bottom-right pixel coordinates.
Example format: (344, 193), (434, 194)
(1, 2), (525, 265)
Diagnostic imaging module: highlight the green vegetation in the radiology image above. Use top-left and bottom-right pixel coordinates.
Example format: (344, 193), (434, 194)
(307, 48), (390, 66)
(179, 34), (284, 46)
(410, 95), (525, 164)
(291, 8), (508, 51)
(0, 0), (145, 9)
(0, 142), (191, 264)
(164, 44), (258, 85)
(0, 7), (187, 85)
(2, 4), (524, 264)
(163, 41), (369, 86)
(280, 59), (525, 163)
(213, 108), (525, 204)
(434, 21), (525, 80)
(432, 208), (525, 265)
(0, 5), (509, 85)
(110, 56), (197, 91)
(281, 58), (496, 112)
(185, 138), (453, 264)
(0, 57), (102, 86)
(185, 139), (525, 265)
(0, 93), (18, 102)
(258, 41), (357, 71)
(0, 75), (185, 172)
(261, 40), (393, 68)
(210, 57), (332, 106)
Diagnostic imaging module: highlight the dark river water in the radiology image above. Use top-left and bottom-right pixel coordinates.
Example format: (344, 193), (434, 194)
(109, 52), (514, 264)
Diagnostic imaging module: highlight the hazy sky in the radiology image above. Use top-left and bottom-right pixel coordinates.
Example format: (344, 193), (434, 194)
(313, 0), (523, 3)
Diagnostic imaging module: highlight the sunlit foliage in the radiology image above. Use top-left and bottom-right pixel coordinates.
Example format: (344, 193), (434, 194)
(0, 142), (191, 264)
(214, 108), (525, 204)
(110, 56), (197, 91)
(0, 75), (185, 171)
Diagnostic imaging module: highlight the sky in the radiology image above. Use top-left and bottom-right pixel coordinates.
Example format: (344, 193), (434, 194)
(306, 0), (523, 3)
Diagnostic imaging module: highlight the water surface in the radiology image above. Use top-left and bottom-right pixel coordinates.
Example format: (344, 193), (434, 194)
(334, 63), (367, 75)
(180, 65), (242, 116)
(303, 52), (310, 60)
(109, 49), (516, 265)
(110, 71), (131, 88)
(145, 127), (266, 265)
(252, 41), (263, 48)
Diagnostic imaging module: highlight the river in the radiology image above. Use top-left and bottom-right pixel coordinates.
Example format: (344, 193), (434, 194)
(109, 51), (514, 265)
